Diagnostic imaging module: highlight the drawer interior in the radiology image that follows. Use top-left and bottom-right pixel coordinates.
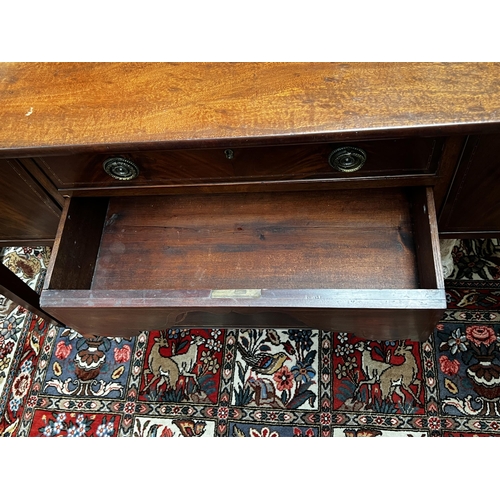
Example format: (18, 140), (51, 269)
(41, 187), (445, 340)
(47, 189), (430, 291)
(96, 190), (418, 291)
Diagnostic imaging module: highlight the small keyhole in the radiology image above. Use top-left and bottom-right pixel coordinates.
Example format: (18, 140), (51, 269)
(224, 149), (234, 160)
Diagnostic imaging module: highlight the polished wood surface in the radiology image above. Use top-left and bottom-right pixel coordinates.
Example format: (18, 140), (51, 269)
(20, 158), (65, 207)
(431, 135), (468, 215)
(40, 289), (446, 341)
(35, 137), (442, 192)
(439, 134), (500, 237)
(0, 159), (60, 245)
(1, 63), (499, 157)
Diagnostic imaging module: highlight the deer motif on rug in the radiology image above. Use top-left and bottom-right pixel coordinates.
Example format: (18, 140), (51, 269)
(355, 340), (421, 406)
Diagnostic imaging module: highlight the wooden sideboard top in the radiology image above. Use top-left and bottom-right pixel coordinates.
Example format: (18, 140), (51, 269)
(1, 62), (500, 156)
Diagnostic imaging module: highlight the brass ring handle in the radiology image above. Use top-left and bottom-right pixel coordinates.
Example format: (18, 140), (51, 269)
(328, 147), (367, 173)
(103, 157), (140, 181)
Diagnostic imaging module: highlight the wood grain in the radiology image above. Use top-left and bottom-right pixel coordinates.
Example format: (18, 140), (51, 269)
(432, 135), (468, 215)
(92, 189), (419, 291)
(40, 187), (446, 340)
(411, 187), (445, 290)
(35, 137), (441, 190)
(40, 288), (446, 341)
(1, 63), (499, 156)
(19, 158), (65, 207)
(44, 173), (440, 199)
(439, 134), (500, 235)
(0, 159), (60, 243)
(44, 197), (109, 290)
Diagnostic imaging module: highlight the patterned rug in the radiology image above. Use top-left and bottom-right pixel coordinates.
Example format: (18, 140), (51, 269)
(1, 239), (500, 437)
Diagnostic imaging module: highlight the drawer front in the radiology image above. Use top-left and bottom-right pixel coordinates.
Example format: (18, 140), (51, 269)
(36, 137), (442, 192)
(41, 187), (445, 342)
(40, 291), (446, 342)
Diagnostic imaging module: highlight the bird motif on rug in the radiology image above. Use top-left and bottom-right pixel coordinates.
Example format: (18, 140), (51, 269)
(236, 342), (289, 375)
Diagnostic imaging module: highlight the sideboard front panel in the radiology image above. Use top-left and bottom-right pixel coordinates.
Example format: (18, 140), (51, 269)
(439, 134), (500, 237)
(35, 137), (443, 194)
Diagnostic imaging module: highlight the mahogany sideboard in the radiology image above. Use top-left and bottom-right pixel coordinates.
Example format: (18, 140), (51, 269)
(1, 63), (499, 342)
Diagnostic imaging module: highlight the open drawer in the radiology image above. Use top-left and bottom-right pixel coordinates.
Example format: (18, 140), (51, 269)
(40, 187), (446, 341)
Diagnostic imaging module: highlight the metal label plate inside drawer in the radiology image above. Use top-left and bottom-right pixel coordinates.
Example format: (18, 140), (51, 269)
(210, 289), (262, 299)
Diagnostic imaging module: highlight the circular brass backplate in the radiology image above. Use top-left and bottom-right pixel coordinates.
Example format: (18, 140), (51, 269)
(328, 147), (367, 173)
(103, 157), (140, 181)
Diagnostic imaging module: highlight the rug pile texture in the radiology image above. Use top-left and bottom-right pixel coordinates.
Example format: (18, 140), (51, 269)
(1, 239), (500, 437)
